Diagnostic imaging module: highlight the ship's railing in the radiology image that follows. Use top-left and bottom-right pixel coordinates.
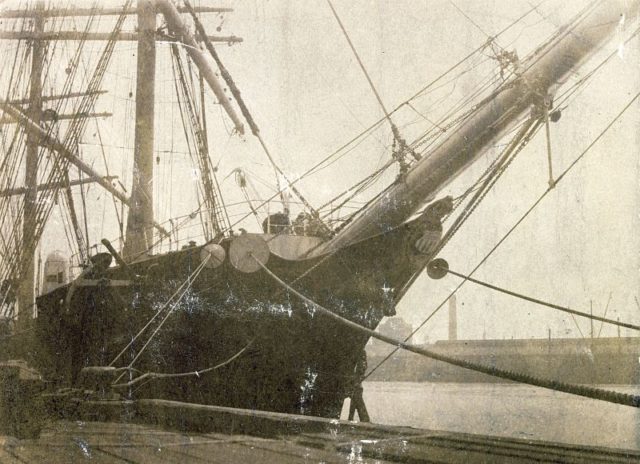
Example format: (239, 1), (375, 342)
(69, 198), (365, 269)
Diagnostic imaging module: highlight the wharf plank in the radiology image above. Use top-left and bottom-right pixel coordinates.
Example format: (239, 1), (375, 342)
(338, 432), (640, 464)
(10, 421), (390, 463)
(2, 399), (640, 463)
(0, 438), (29, 464)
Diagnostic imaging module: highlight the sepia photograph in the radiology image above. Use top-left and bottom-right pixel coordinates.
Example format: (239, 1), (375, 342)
(0, 0), (638, 462)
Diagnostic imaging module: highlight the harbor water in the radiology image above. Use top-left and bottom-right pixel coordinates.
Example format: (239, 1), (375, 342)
(346, 382), (640, 451)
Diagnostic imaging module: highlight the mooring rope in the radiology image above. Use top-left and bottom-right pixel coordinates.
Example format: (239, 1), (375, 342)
(123, 254), (211, 372)
(109, 255), (211, 367)
(441, 265), (640, 332)
(111, 339), (254, 389)
(368, 88), (640, 381)
(253, 255), (640, 408)
(110, 255), (212, 386)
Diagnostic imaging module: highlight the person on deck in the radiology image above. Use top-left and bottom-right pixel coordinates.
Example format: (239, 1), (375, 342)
(262, 208), (291, 234)
(292, 211), (329, 237)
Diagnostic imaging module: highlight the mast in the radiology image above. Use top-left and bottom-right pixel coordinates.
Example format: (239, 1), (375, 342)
(314, 0), (639, 256)
(0, 1), (238, 274)
(17, 1), (44, 324)
(0, 101), (169, 236)
(122, 0), (156, 260)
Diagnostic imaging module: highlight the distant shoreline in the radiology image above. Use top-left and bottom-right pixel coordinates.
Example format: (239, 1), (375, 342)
(366, 336), (640, 384)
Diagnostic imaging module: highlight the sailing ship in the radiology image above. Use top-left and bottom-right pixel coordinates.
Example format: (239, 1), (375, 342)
(0, 0), (638, 421)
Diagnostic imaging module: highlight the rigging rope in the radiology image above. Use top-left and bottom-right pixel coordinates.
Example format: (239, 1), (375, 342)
(254, 256), (640, 408)
(597, 293), (613, 338)
(169, 41), (228, 238)
(411, 0), (600, 161)
(0, 1), (130, 308)
(213, 2), (544, 236)
(0, 6), (99, 308)
(394, 9), (640, 304)
(94, 119), (123, 244)
(449, 1), (505, 52)
(183, 0), (325, 228)
(111, 339), (254, 388)
(365, 88), (640, 382)
(110, 254), (212, 384)
(108, 255), (211, 367)
(382, 115), (542, 308)
(122, 254), (211, 371)
(441, 266), (640, 332)
(431, 118), (542, 260)
(326, 0), (419, 173)
(61, 169), (88, 263)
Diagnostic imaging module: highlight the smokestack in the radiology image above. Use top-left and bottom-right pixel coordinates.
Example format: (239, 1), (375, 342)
(448, 295), (457, 341)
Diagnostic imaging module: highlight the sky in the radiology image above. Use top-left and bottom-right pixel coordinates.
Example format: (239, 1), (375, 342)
(2, 0), (639, 342)
(213, 0), (640, 343)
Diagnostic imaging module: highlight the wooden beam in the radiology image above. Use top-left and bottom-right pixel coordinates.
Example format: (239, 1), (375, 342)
(0, 176), (117, 198)
(0, 31), (242, 43)
(18, 0), (44, 324)
(0, 5), (233, 18)
(0, 101), (170, 238)
(6, 90), (107, 105)
(156, 0), (244, 134)
(0, 111), (112, 125)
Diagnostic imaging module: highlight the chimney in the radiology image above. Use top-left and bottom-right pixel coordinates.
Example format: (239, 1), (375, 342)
(448, 295), (458, 341)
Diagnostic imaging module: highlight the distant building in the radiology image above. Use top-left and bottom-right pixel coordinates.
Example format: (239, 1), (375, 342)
(366, 336), (640, 384)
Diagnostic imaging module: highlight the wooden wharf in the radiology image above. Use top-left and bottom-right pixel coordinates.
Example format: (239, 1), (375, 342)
(1, 398), (639, 463)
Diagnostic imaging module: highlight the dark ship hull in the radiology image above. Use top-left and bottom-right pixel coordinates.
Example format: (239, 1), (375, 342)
(11, 0), (636, 423)
(33, 221), (429, 418)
